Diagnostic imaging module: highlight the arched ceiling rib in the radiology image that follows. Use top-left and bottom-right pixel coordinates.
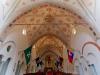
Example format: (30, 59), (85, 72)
(33, 35), (66, 57)
(11, 4), (88, 25)
(0, 1), (97, 54)
(5, 4), (95, 48)
(0, 0), (98, 35)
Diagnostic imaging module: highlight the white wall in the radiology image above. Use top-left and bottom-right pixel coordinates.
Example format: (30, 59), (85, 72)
(95, 0), (100, 33)
(63, 48), (74, 73)
(0, 25), (30, 75)
(71, 26), (95, 51)
(71, 26), (100, 75)
(0, 41), (19, 75)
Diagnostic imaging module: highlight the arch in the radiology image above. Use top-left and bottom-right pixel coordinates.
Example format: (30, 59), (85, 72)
(32, 33), (69, 48)
(37, 45), (62, 57)
(7, 2), (98, 34)
(10, 3), (89, 26)
(34, 35), (65, 56)
(1, 41), (16, 52)
(87, 52), (96, 58)
(0, 1), (98, 42)
(82, 41), (100, 75)
(35, 35), (62, 49)
(6, 4), (98, 49)
(41, 50), (59, 58)
(82, 41), (100, 55)
(3, 41), (16, 47)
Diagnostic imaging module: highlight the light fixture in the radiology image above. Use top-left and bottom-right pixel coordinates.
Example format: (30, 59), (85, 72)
(72, 28), (76, 35)
(33, 45), (36, 49)
(22, 29), (27, 35)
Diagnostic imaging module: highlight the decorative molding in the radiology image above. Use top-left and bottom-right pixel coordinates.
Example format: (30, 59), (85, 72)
(2, 41), (16, 48)
(78, 0), (96, 21)
(3, 0), (21, 19)
(82, 41), (100, 55)
(81, 0), (96, 17)
(3, 0), (21, 21)
(77, 0), (96, 27)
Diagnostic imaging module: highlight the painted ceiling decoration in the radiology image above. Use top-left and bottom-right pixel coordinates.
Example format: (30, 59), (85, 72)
(0, 0), (95, 21)
(34, 35), (66, 57)
(0, 0), (98, 53)
(5, 4), (96, 48)
(0, 0), (97, 32)
(11, 4), (88, 25)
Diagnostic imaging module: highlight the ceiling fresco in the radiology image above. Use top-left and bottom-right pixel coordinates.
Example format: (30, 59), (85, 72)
(34, 35), (66, 56)
(0, 0), (97, 32)
(9, 4), (91, 47)
(0, 0), (98, 51)
(11, 4), (87, 25)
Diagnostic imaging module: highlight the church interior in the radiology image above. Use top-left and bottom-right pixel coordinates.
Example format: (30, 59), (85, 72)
(0, 0), (100, 75)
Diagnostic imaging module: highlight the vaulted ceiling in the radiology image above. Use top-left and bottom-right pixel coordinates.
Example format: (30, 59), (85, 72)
(8, 4), (91, 47)
(33, 35), (66, 57)
(0, 0), (98, 53)
(0, 0), (97, 34)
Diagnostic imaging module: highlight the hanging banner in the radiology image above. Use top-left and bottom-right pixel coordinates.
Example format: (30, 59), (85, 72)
(24, 45), (32, 64)
(67, 49), (74, 64)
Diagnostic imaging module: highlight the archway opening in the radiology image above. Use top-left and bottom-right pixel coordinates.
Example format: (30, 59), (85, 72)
(29, 35), (68, 73)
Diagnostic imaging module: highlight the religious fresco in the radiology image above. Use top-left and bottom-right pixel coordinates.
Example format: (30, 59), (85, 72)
(10, 4), (89, 46)
(0, 0), (96, 27)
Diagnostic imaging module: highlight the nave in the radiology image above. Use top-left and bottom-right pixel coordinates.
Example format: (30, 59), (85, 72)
(0, 1), (100, 75)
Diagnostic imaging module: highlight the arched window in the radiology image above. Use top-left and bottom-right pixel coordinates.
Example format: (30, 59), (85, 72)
(0, 55), (3, 73)
(15, 61), (21, 75)
(0, 58), (11, 75)
(88, 64), (97, 75)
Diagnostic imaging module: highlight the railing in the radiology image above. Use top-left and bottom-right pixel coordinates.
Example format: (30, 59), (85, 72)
(24, 71), (73, 75)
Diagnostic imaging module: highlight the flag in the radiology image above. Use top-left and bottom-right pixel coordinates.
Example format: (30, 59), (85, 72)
(67, 49), (74, 64)
(24, 45), (32, 64)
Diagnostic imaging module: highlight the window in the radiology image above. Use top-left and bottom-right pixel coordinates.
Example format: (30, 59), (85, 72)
(0, 58), (11, 75)
(7, 45), (11, 52)
(0, 55), (3, 73)
(15, 61), (21, 75)
(88, 64), (97, 75)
